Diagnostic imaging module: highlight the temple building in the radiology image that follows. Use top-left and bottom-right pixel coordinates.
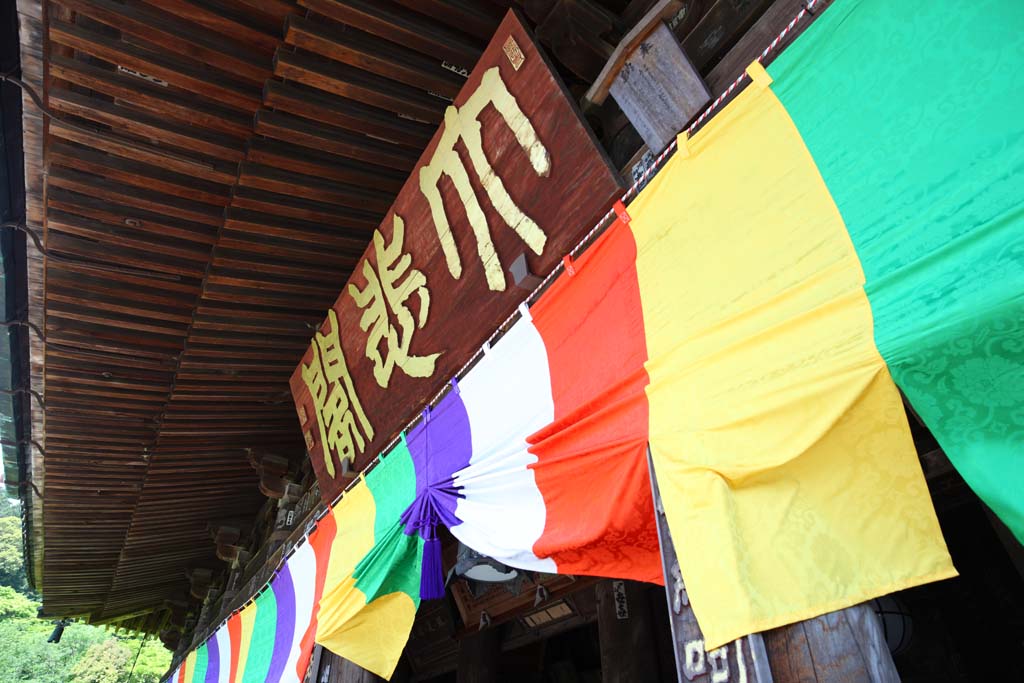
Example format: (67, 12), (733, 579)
(2, 0), (1023, 681)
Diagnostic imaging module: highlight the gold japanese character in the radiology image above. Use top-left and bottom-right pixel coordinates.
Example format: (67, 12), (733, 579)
(300, 309), (374, 477)
(348, 214), (441, 388)
(419, 66), (550, 292)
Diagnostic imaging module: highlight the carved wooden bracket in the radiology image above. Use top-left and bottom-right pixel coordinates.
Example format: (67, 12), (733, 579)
(188, 568), (214, 601)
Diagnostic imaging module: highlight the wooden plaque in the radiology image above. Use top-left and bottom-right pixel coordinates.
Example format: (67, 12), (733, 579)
(290, 10), (624, 502)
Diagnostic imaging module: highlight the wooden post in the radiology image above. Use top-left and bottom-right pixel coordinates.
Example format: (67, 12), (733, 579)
(316, 649), (384, 683)
(456, 627), (502, 683)
(647, 451), (900, 682)
(595, 579), (662, 682)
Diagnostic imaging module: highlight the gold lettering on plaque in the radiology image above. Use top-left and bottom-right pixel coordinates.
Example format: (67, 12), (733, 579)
(419, 67), (550, 291)
(300, 309), (374, 477)
(348, 214), (441, 388)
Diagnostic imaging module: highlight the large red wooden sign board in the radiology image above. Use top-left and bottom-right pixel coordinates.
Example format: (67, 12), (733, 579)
(290, 10), (624, 502)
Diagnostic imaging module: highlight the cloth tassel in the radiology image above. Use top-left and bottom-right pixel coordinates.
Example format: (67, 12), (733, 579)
(420, 533), (445, 601)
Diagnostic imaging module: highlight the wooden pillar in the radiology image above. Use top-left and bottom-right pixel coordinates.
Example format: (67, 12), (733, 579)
(456, 627), (502, 683)
(763, 604), (899, 682)
(313, 649), (384, 683)
(595, 579), (662, 683)
(648, 452), (899, 682)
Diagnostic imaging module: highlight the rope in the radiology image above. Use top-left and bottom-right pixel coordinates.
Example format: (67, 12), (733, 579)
(125, 633), (148, 683)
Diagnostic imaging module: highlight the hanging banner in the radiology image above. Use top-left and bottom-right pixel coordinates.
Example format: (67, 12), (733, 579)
(289, 10), (624, 502)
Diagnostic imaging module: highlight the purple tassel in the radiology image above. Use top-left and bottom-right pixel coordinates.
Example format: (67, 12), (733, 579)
(420, 532), (445, 600)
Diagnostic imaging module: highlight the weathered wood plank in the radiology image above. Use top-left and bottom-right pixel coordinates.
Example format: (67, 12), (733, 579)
(47, 88), (245, 163)
(284, 15), (464, 97)
(48, 19), (261, 110)
(299, 0), (483, 68)
(53, 0), (271, 82)
(49, 54), (252, 139)
(607, 21), (710, 152)
(262, 80), (433, 150)
(245, 137), (406, 193)
(237, 162), (392, 214)
(273, 49), (447, 124)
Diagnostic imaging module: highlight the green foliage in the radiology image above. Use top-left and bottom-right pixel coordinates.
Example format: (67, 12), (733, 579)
(68, 639), (133, 683)
(0, 498), (173, 681)
(0, 585), (36, 619)
(0, 618), (108, 683)
(0, 515), (28, 592)
(0, 496), (20, 518)
(0, 615), (173, 683)
(126, 636), (174, 683)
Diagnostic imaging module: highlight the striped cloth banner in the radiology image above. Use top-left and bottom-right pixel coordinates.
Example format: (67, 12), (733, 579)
(167, 446), (420, 683)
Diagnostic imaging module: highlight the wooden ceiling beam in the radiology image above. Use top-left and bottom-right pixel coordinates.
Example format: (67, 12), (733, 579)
(48, 166), (225, 226)
(47, 88), (244, 163)
(254, 108), (416, 171)
(222, 209), (372, 249)
(391, 0), (503, 41)
(132, 0), (282, 53)
(47, 210), (213, 262)
(48, 18), (261, 110)
(245, 137), (405, 193)
(262, 80), (432, 150)
(49, 54), (252, 139)
(48, 119), (239, 185)
(47, 291), (194, 324)
(273, 48), (445, 124)
(48, 187), (219, 246)
(48, 143), (231, 206)
(237, 160), (393, 213)
(210, 253), (358, 281)
(53, 0), (271, 82)
(229, 186), (381, 228)
(284, 15), (464, 97)
(298, 0), (483, 68)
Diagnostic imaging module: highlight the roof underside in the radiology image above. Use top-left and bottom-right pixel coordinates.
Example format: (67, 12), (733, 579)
(22, 0), (782, 627)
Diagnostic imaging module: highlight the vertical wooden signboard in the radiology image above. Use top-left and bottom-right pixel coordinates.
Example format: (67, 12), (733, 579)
(290, 10), (624, 502)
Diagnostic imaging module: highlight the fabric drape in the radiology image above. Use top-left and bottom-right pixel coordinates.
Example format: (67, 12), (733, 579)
(400, 219), (662, 585)
(768, 0), (1024, 543)
(628, 75), (955, 647)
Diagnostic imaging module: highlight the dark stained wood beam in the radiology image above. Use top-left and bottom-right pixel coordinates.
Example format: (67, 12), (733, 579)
(299, 0), (484, 69)
(245, 137), (407, 193)
(284, 15), (464, 97)
(48, 54), (253, 139)
(47, 142), (231, 206)
(132, 0), (283, 53)
(48, 19), (261, 111)
(390, 0), (503, 41)
(273, 48), (447, 124)
(53, 0), (271, 82)
(262, 80), (433, 149)
(47, 166), (225, 226)
(47, 187), (220, 246)
(47, 88), (245, 163)
(254, 109), (418, 171)
(237, 161), (393, 214)
(48, 119), (238, 185)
